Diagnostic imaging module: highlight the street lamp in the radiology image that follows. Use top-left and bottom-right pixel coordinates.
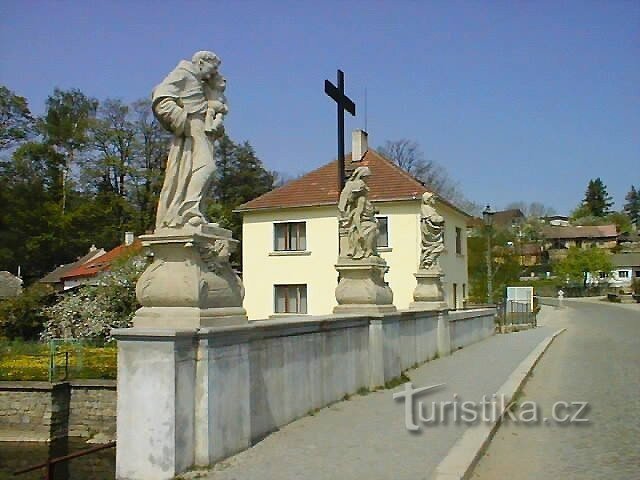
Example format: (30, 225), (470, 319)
(483, 204), (495, 304)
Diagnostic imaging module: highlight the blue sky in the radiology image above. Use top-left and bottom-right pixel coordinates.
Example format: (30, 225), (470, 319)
(1, 1), (638, 214)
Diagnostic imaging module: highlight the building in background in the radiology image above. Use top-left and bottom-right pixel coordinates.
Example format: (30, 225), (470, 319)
(237, 131), (471, 320)
(58, 233), (139, 290)
(39, 246), (106, 291)
(0, 271), (23, 300)
(541, 224), (618, 262)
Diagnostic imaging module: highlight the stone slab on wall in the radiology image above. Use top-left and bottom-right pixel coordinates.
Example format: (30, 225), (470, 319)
(0, 380), (116, 442)
(67, 380), (117, 439)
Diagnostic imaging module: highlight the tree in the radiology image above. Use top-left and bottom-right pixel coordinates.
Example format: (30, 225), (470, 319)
(378, 139), (476, 213)
(468, 228), (521, 303)
(504, 201), (556, 218)
(624, 185), (640, 227)
(40, 88), (98, 213)
(0, 283), (55, 340)
(128, 99), (170, 233)
(0, 85), (34, 150)
(555, 247), (613, 288)
(0, 142), (71, 282)
(581, 178), (613, 217)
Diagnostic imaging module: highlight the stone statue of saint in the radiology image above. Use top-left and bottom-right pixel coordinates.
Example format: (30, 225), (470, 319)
(152, 51), (228, 230)
(338, 166), (380, 259)
(419, 192), (445, 270)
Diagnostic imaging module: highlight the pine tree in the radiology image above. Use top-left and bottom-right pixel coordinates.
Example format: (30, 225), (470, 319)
(583, 178), (613, 217)
(624, 185), (640, 227)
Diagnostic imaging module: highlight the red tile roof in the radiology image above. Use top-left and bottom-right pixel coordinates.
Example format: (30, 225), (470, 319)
(60, 241), (141, 280)
(541, 224), (618, 240)
(236, 149), (470, 217)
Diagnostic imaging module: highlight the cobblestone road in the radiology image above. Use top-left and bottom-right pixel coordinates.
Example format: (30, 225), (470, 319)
(473, 300), (640, 479)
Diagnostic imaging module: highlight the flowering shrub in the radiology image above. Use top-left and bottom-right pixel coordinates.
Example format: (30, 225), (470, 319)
(41, 253), (147, 341)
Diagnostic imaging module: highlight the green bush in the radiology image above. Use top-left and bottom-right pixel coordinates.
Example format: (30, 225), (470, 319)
(0, 284), (55, 340)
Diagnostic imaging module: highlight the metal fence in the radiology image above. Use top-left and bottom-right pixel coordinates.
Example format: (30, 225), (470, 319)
(48, 339), (84, 382)
(497, 300), (537, 327)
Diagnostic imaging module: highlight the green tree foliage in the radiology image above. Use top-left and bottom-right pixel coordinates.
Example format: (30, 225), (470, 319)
(624, 185), (640, 227)
(578, 177), (613, 218)
(1, 87), (273, 285)
(467, 228), (522, 303)
(0, 284), (55, 340)
(555, 247), (613, 288)
(40, 88), (99, 214)
(0, 85), (35, 150)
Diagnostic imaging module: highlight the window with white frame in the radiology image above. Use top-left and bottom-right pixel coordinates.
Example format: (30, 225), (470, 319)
(599, 271), (608, 279)
(274, 284), (308, 314)
(274, 222), (306, 251)
(377, 216), (389, 248)
(618, 270), (630, 278)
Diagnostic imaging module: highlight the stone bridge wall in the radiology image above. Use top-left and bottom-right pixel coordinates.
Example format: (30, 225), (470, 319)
(113, 307), (496, 479)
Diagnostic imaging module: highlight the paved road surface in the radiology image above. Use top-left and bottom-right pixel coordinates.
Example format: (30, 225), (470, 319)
(473, 300), (640, 479)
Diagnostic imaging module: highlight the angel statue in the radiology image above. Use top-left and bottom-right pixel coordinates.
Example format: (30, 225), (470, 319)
(419, 192), (445, 270)
(337, 166), (380, 259)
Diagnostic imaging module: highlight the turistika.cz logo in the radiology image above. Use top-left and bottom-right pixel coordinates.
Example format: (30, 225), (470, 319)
(392, 382), (590, 431)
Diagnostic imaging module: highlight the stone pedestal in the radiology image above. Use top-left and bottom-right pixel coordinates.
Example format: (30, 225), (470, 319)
(133, 223), (247, 328)
(333, 256), (396, 314)
(410, 267), (448, 310)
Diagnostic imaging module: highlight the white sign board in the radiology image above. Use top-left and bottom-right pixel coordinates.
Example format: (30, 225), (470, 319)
(506, 286), (534, 312)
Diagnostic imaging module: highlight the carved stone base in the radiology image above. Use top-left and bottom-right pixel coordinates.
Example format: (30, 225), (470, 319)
(133, 223), (247, 328)
(410, 267), (448, 311)
(333, 256), (396, 314)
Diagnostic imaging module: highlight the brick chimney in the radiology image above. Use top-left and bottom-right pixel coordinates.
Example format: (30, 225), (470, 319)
(352, 129), (368, 163)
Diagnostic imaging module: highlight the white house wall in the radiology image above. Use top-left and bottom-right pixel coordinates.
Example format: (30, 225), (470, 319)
(241, 201), (469, 320)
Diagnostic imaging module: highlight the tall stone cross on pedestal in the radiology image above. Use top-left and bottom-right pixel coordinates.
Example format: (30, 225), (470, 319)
(325, 69), (356, 192)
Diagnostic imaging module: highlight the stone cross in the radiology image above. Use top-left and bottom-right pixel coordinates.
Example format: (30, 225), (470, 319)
(325, 69), (356, 192)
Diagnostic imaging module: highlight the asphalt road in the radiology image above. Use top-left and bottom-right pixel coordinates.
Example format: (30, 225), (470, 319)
(472, 300), (640, 479)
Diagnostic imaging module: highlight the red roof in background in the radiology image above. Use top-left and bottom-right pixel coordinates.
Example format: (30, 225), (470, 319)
(236, 149), (470, 217)
(60, 241), (141, 280)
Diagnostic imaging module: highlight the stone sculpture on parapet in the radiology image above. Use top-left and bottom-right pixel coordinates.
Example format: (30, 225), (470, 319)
(334, 166), (395, 314)
(133, 51), (247, 328)
(411, 192), (448, 310)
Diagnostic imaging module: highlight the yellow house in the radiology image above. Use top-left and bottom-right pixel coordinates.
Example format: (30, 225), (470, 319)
(236, 132), (471, 320)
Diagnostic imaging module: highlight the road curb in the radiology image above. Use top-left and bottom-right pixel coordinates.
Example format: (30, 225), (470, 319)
(429, 327), (567, 480)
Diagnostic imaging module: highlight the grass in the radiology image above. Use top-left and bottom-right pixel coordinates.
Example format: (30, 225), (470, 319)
(0, 339), (117, 381)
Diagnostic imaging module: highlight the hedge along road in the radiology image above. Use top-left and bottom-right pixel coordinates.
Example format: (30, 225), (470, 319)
(472, 299), (640, 479)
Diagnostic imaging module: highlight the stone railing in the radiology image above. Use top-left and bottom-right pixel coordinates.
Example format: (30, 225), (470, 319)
(113, 307), (496, 480)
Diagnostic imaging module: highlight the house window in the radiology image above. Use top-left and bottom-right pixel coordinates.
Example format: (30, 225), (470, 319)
(462, 283), (466, 301)
(618, 271), (629, 279)
(274, 284), (307, 314)
(274, 222), (306, 251)
(455, 227), (462, 255)
(635, 271), (640, 278)
(377, 217), (389, 248)
(599, 271), (608, 279)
